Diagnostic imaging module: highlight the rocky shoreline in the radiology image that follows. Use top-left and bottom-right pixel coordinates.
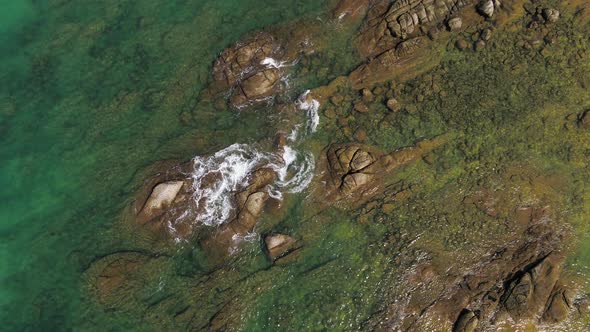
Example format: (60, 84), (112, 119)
(83, 0), (590, 330)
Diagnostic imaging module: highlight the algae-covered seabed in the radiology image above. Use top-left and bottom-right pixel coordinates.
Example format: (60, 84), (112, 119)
(1, 0), (590, 331)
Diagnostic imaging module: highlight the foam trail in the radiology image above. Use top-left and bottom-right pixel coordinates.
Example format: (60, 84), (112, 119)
(297, 90), (320, 133)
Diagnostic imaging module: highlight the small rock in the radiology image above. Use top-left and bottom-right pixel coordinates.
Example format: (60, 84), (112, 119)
(456, 38), (470, 50)
(481, 28), (493, 41)
(474, 40), (486, 51)
(323, 107), (337, 119)
(264, 234), (297, 261)
(447, 17), (463, 31)
(453, 310), (478, 332)
(386, 98), (400, 112)
(543, 8), (560, 23)
(478, 0), (496, 18)
(354, 129), (367, 142)
(372, 86), (384, 96)
(354, 101), (370, 113)
(331, 95), (345, 106)
(361, 88), (374, 103)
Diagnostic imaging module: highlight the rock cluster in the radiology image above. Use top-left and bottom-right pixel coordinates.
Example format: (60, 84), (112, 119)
(357, 0), (475, 58)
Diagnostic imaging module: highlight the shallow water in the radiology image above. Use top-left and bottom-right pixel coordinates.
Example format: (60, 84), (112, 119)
(0, 0), (334, 330)
(2, 0), (590, 331)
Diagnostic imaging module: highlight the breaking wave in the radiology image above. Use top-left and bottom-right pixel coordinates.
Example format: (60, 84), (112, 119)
(189, 143), (315, 226)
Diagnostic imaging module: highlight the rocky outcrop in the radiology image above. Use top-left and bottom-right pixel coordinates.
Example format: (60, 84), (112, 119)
(211, 32), (284, 108)
(357, 0), (475, 58)
(374, 205), (575, 331)
(322, 137), (446, 203)
(350, 36), (433, 88)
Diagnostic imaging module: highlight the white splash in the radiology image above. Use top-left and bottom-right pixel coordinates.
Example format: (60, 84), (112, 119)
(272, 146), (315, 194)
(287, 125), (300, 142)
(275, 148), (315, 194)
(188, 142), (315, 227)
(260, 57), (287, 69)
(297, 90), (320, 133)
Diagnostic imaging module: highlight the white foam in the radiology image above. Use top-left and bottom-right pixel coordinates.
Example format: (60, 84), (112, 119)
(187, 142), (315, 227)
(261, 57), (287, 69)
(272, 146), (315, 194)
(287, 125), (300, 142)
(190, 144), (273, 226)
(297, 90), (320, 133)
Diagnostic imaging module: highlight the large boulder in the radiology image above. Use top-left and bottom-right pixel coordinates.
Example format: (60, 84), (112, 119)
(137, 181), (184, 223)
(230, 68), (281, 107)
(212, 32), (281, 89)
(211, 32), (285, 108)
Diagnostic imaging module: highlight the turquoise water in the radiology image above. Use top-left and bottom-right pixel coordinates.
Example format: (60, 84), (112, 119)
(0, 1), (334, 330)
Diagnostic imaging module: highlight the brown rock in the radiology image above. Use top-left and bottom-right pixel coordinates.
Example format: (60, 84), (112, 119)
(480, 28), (493, 41)
(212, 32), (280, 89)
(231, 68), (280, 107)
(137, 181), (184, 223)
(354, 100), (370, 113)
(542, 8), (560, 23)
(477, 0), (496, 18)
(456, 38), (470, 51)
(354, 129), (367, 142)
(386, 98), (400, 112)
(264, 234), (298, 261)
(447, 17), (463, 32)
(579, 110), (590, 128)
(543, 287), (571, 323)
(474, 40), (486, 52)
(361, 88), (374, 103)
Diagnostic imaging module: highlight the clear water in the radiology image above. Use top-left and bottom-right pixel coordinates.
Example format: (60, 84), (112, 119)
(0, 0), (334, 330)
